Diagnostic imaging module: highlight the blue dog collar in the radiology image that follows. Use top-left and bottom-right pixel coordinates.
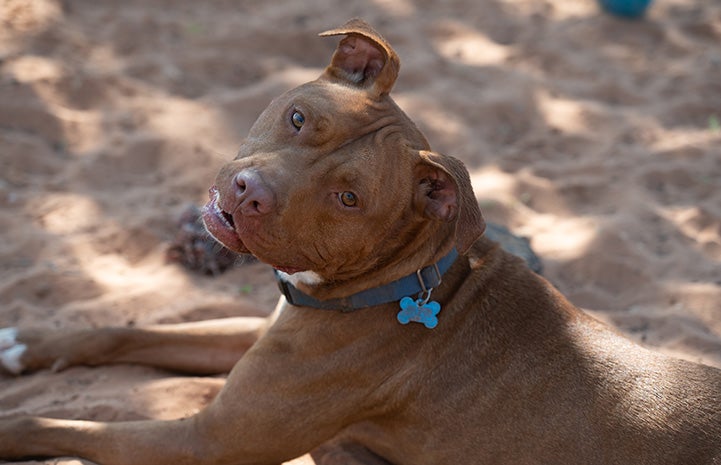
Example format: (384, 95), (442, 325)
(275, 248), (458, 314)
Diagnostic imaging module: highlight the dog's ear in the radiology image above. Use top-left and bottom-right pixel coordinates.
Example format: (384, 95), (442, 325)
(414, 151), (486, 254)
(319, 19), (400, 96)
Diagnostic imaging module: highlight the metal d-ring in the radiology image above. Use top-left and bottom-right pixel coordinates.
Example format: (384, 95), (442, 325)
(418, 287), (434, 306)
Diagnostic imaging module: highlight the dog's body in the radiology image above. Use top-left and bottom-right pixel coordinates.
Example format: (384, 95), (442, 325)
(0, 20), (719, 465)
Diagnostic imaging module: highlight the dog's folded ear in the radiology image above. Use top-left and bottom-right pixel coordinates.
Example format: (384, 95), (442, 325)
(319, 19), (400, 96)
(415, 151), (486, 254)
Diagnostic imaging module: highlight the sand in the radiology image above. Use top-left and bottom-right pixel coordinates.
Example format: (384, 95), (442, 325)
(0, 0), (719, 463)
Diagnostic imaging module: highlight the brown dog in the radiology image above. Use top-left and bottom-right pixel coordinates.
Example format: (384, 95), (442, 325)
(1, 19), (720, 465)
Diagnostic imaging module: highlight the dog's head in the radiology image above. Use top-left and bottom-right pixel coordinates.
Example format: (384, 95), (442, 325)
(203, 19), (484, 295)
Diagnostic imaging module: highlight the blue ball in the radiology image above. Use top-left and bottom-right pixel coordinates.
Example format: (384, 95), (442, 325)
(599, 0), (654, 18)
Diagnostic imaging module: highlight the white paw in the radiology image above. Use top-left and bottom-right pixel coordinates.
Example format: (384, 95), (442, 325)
(0, 328), (26, 374)
(0, 327), (18, 350)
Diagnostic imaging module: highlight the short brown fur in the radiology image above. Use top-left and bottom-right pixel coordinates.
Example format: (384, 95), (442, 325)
(0, 20), (719, 465)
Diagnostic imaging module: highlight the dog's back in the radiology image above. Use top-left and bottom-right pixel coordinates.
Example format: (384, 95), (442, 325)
(453, 238), (721, 464)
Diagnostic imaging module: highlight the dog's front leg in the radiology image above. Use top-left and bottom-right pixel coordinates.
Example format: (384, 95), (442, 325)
(0, 308), (379, 464)
(0, 365), (343, 464)
(1, 313), (277, 375)
(0, 415), (214, 464)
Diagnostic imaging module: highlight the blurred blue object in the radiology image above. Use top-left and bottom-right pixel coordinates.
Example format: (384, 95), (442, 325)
(599, 0), (654, 18)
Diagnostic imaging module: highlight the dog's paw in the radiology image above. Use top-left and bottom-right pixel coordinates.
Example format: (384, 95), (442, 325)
(0, 328), (27, 375)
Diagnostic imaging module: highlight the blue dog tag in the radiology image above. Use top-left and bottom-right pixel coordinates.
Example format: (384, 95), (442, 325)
(397, 296), (441, 329)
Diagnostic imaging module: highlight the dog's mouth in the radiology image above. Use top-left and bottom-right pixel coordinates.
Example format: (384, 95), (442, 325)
(201, 186), (249, 254)
(201, 186), (308, 275)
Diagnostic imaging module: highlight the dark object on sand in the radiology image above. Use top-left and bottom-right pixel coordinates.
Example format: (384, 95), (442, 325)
(484, 222), (543, 274)
(166, 204), (238, 275)
(599, 0), (654, 19)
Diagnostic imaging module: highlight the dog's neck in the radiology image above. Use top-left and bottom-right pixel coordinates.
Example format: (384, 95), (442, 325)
(274, 248), (459, 312)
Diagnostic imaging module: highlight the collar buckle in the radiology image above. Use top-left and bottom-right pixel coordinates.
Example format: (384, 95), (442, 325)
(416, 263), (442, 294)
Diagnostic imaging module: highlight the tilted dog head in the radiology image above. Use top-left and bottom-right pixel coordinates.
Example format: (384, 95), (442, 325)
(203, 19), (485, 296)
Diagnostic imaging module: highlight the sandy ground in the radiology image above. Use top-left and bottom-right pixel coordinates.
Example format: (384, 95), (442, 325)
(1, 0), (720, 463)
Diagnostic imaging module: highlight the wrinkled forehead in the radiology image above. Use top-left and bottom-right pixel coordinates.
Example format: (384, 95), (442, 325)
(260, 79), (424, 131)
(254, 80), (385, 126)
(251, 80), (413, 161)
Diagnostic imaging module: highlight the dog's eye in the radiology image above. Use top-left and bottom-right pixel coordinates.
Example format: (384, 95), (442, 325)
(339, 191), (358, 207)
(291, 111), (305, 130)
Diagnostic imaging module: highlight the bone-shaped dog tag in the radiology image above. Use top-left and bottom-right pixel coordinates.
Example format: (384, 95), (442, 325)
(397, 296), (441, 329)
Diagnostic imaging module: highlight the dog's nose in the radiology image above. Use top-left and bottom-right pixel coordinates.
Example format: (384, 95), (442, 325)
(232, 171), (275, 216)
